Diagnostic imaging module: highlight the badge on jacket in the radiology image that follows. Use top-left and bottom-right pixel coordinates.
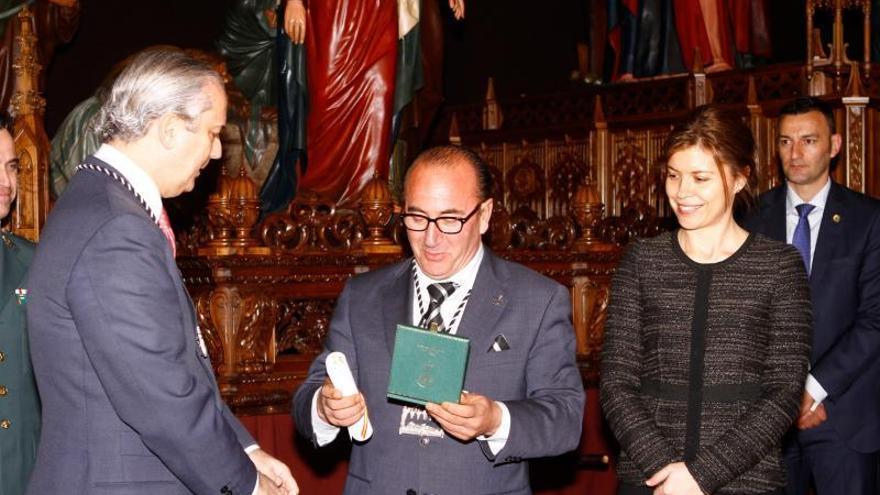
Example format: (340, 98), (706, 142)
(14, 288), (26, 305)
(195, 325), (209, 359)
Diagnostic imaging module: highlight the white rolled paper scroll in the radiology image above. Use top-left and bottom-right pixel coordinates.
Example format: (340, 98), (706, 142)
(326, 351), (373, 441)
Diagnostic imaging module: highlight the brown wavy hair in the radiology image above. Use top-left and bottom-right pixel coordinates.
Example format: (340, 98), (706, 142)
(664, 105), (759, 214)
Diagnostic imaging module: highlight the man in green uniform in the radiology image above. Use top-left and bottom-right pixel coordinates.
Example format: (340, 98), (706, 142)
(0, 111), (39, 494)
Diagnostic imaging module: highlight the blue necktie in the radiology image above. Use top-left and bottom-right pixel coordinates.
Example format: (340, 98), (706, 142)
(792, 203), (815, 275)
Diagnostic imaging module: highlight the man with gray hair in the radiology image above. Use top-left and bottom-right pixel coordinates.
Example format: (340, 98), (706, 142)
(26, 47), (298, 495)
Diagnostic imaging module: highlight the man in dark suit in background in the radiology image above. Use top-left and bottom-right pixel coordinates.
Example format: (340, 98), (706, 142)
(746, 97), (880, 495)
(292, 145), (585, 494)
(26, 47), (297, 495)
(0, 113), (41, 495)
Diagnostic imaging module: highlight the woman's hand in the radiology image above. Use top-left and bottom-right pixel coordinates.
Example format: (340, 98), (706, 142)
(646, 462), (705, 495)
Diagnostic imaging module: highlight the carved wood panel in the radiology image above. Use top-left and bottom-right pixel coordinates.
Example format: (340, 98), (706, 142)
(571, 277), (610, 387)
(276, 298), (335, 355)
(608, 128), (670, 218)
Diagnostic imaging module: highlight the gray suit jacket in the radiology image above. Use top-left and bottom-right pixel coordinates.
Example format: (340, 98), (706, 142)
(26, 156), (258, 494)
(292, 250), (585, 495)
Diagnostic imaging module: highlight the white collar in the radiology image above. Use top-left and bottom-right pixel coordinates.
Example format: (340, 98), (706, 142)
(786, 176), (831, 214)
(414, 243), (485, 289)
(93, 144), (164, 218)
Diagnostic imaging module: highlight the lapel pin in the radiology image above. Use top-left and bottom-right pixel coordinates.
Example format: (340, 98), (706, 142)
(14, 288), (27, 305)
(832, 213), (841, 224)
(492, 294), (504, 307)
(195, 325), (209, 358)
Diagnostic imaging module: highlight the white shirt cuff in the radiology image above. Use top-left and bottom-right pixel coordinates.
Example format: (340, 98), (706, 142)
(805, 373), (828, 405)
(244, 444), (260, 495)
(311, 388), (342, 446)
(476, 401), (510, 455)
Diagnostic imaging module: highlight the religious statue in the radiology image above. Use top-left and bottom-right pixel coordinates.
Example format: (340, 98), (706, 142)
(220, 0), (463, 212)
(607, 0), (771, 81)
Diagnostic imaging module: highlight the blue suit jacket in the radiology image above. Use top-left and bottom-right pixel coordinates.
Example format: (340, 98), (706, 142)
(26, 156), (258, 494)
(292, 250), (585, 494)
(745, 182), (880, 453)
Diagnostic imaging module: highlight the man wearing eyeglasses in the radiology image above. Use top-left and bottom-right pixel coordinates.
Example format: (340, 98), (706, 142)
(293, 145), (584, 494)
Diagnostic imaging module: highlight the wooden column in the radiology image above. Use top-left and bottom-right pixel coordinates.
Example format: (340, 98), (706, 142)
(591, 95), (612, 215)
(841, 64), (869, 193)
(10, 6), (50, 242)
(746, 76), (778, 191)
(688, 48), (709, 108)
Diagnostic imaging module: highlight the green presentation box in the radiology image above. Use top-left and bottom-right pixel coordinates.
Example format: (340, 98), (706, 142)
(387, 324), (470, 406)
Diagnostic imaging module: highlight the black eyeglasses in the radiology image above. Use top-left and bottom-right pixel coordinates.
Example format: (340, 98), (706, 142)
(400, 203), (483, 234)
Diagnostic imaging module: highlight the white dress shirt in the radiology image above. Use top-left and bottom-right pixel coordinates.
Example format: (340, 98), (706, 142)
(94, 144), (163, 218)
(311, 244), (512, 454)
(785, 178), (832, 406)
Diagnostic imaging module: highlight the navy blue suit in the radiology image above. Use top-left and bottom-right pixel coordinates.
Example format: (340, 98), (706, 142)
(746, 181), (880, 494)
(26, 156), (258, 494)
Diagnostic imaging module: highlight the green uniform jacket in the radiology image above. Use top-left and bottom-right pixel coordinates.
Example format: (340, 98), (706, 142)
(0, 232), (39, 494)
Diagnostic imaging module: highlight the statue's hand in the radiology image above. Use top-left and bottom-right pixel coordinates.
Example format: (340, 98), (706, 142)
(449, 0), (464, 20)
(49, 0), (78, 7)
(284, 0), (307, 45)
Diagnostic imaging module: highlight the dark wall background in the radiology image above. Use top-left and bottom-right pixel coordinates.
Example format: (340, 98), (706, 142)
(45, 0), (818, 138)
(44, 0), (231, 135)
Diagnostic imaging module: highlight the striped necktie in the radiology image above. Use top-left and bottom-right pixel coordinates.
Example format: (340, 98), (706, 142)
(419, 282), (457, 332)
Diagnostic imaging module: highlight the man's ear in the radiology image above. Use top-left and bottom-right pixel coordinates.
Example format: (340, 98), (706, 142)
(155, 112), (181, 151)
(479, 198), (494, 235)
(830, 133), (843, 159)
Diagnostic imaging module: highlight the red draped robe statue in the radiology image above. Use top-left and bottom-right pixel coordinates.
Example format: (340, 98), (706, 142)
(298, 0), (398, 206)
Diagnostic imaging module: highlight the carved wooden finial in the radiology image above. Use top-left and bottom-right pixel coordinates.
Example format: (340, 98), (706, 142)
(232, 164), (256, 199)
(448, 112), (461, 145)
(571, 178), (611, 252)
(484, 77), (496, 101)
(746, 76), (758, 105)
(359, 175), (400, 255)
(10, 5), (51, 242)
(215, 161), (232, 200)
(593, 95), (606, 124)
(691, 46), (705, 74)
(202, 161), (262, 254)
(482, 77), (503, 130)
(844, 62), (865, 97)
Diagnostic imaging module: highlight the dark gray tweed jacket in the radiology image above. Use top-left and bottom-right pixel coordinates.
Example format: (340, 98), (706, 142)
(600, 231), (811, 494)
